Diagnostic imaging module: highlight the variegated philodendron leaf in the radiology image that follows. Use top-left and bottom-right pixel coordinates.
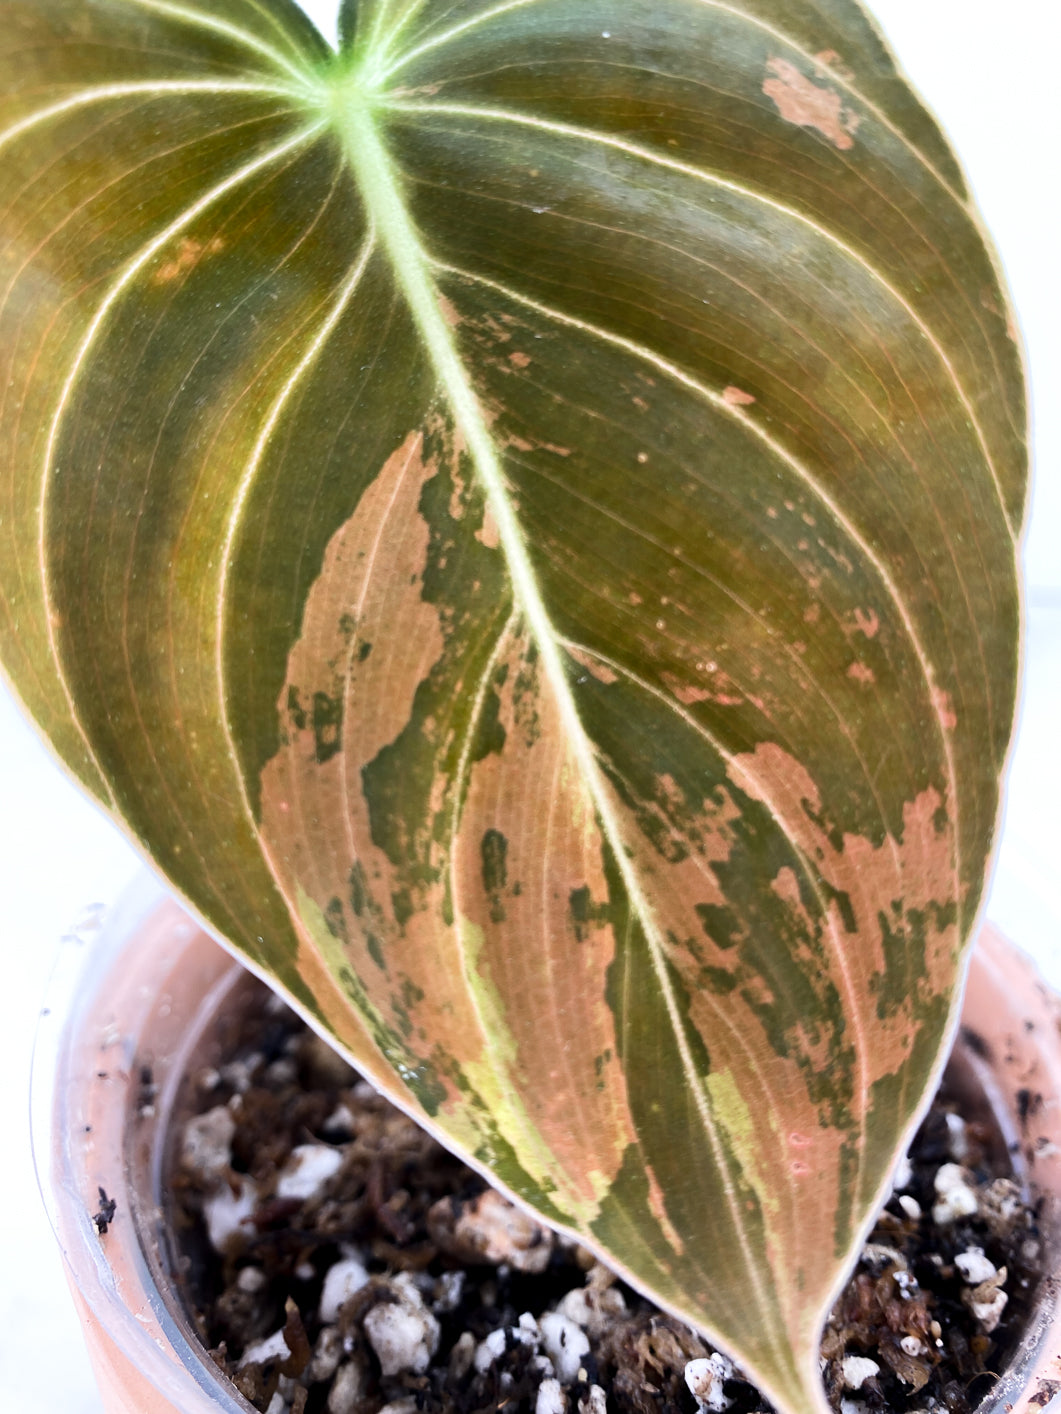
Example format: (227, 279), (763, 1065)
(0, 1), (1024, 1409)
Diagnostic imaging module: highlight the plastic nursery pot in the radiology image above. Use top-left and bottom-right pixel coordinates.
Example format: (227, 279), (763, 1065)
(32, 876), (254, 1414)
(31, 878), (1061, 1414)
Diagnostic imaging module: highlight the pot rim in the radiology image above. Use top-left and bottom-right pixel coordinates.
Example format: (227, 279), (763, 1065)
(31, 871), (254, 1414)
(30, 874), (1061, 1414)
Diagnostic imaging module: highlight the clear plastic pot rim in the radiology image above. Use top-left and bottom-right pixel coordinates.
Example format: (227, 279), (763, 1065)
(30, 870), (253, 1414)
(29, 869), (1061, 1414)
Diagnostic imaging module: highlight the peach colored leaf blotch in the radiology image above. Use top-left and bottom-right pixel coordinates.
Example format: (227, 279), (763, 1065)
(763, 58), (860, 151)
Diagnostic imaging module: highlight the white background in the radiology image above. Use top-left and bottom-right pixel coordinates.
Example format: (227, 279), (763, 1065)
(1, 0), (1058, 1406)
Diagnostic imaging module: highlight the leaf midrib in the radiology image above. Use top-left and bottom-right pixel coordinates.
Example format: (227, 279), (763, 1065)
(333, 94), (789, 1371)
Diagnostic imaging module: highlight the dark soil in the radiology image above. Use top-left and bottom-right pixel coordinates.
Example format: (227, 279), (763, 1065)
(164, 983), (1043, 1414)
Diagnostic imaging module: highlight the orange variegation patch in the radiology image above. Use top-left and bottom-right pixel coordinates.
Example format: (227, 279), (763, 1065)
(260, 429), (488, 1100)
(762, 58), (861, 151)
(453, 622), (637, 1205)
(727, 742), (960, 1035)
(581, 709), (959, 1343)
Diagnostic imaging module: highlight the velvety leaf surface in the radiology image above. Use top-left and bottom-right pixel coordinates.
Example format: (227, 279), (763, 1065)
(0, 3), (1024, 1410)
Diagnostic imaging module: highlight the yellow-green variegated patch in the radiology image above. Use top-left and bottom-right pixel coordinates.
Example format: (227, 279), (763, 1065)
(0, 3), (1024, 1412)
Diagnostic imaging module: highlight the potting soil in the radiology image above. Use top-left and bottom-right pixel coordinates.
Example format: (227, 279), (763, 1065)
(166, 983), (1043, 1414)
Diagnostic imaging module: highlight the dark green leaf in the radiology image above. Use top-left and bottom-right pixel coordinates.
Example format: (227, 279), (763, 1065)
(0, 3), (1024, 1409)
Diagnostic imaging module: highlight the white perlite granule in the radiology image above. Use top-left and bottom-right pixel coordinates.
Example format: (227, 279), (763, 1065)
(275, 1143), (343, 1201)
(841, 1355), (880, 1390)
(238, 1327), (291, 1369)
(891, 1152), (913, 1192)
(962, 1268), (1009, 1333)
(180, 1105), (235, 1181)
(955, 1247), (998, 1285)
(967, 1288), (1008, 1332)
(363, 1282), (440, 1375)
(202, 1176), (257, 1253)
(376, 1401), (418, 1414)
(945, 1112), (970, 1163)
(474, 1314), (541, 1374)
(322, 1102), (356, 1137)
(684, 1353), (734, 1413)
(540, 1312), (590, 1384)
(932, 1163), (979, 1224)
(433, 1269), (465, 1313)
(326, 1361), (366, 1414)
(433, 1188), (555, 1272)
(308, 1326), (343, 1384)
(319, 1254), (370, 1323)
(556, 1282), (628, 1339)
(580, 1385), (608, 1414)
(536, 1378), (567, 1414)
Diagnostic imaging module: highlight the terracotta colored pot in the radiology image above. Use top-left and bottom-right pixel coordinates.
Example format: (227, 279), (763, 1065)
(32, 879), (1061, 1414)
